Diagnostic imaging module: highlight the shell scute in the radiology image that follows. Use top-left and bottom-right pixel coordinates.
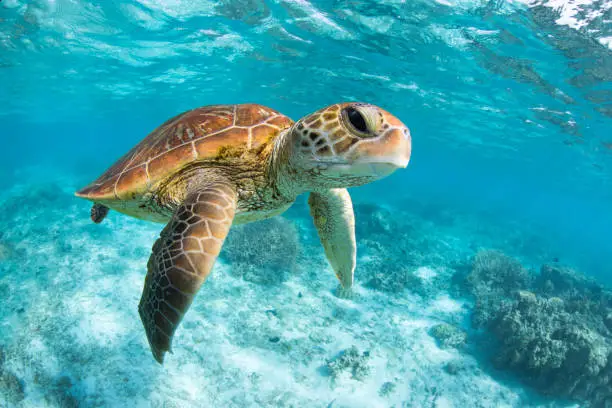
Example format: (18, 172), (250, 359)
(116, 165), (148, 200)
(148, 143), (194, 181)
(76, 104), (293, 201)
(235, 104), (273, 127)
(251, 124), (277, 147)
(195, 127), (245, 158)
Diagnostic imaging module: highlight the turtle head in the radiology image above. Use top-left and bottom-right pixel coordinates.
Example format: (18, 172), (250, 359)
(288, 102), (411, 189)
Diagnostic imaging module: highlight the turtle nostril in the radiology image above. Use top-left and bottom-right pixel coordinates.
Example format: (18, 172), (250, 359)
(402, 128), (410, 140)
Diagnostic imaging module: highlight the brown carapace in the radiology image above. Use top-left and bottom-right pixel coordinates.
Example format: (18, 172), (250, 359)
(76, 104), (293, 205)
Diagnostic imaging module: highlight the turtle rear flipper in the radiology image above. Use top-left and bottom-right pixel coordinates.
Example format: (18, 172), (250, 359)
(90, 203), (109, 223)
(138, 179), (237, 364)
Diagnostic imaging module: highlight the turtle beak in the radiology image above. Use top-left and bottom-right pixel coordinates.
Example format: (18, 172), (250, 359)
(348, 127), (411, 176)
(369, 155), (409, 169)
(351, 161), (404, 178)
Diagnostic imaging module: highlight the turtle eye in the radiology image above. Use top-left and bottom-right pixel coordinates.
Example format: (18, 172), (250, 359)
(344, 107), (369, 134)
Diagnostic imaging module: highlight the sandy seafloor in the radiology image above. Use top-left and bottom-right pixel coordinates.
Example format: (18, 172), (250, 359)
(0, 167), (578, 408)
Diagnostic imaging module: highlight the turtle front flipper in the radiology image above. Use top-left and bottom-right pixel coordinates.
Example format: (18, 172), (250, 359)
(308, 189), (356, 292)
(138, 180), (237, 364)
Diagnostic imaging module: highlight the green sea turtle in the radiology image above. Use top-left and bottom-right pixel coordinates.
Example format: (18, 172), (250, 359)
(76, 103), (411, 363)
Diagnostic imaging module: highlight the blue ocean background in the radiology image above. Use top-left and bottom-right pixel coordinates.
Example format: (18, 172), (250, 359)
(1, 0), (611, 407)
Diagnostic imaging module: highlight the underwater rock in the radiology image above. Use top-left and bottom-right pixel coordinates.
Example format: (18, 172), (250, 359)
(429, 323), (467, 349)
(325, 346), (371, 381)
(354, 203), (395, 236)
(460, 250), (612, 406)
(222, 217), (299, 285)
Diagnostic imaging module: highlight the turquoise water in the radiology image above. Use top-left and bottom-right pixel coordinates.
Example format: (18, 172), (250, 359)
(1, 1), (611, 407)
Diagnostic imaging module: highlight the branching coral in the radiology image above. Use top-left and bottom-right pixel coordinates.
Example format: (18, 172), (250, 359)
(429, 323), (467, 349)
(464, 250), (532, 328)
(325, 346), (371, 381)
(467, 249), (531, 296)
(221, 217), (299, 285)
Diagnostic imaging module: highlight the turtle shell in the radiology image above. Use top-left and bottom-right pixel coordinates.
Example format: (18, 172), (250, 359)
(76, 104), (293, 201)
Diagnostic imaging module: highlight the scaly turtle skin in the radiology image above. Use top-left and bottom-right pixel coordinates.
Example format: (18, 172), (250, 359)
(76, 102), (411, 363)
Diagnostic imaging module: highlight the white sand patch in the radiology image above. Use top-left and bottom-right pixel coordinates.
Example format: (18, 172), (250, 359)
(429, 294), (464, 314)
(68, 295), (131, 346)
(415, 266), (438, 281)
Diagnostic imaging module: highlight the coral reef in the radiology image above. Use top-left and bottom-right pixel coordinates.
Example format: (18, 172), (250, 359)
(466, 249), (531, 297)
(379, 381), (397, 397)
(458, 250), (612, 406)
(0, 371), (25, 405)
(0, 347), (24, 406)
(221, 217), (299, 285)
(353, 202), (462, 296)
(490, 291), (611, 401)
(325, 346), (371, 381)
(462, 249), (532, 328)
(535, 263), (608, 302)
(429, 323), (467, 349)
